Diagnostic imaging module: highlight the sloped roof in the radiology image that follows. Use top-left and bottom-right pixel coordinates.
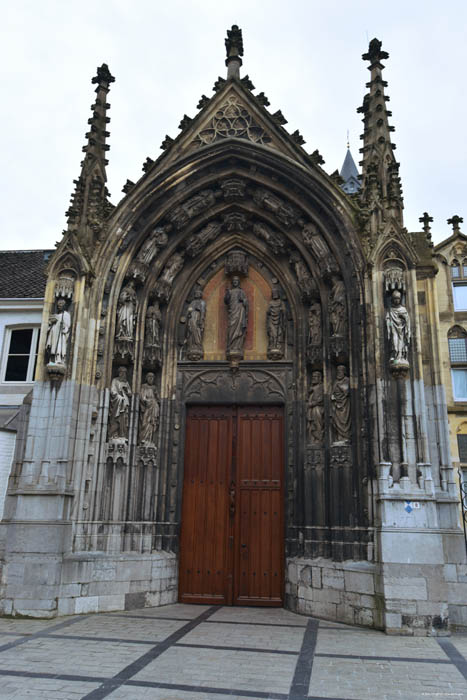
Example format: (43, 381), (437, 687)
(0, 250), (53, 298)
(340, 148), (359, 182)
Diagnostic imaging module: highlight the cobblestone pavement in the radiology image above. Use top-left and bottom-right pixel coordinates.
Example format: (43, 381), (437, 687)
(0, 604), (465, 699)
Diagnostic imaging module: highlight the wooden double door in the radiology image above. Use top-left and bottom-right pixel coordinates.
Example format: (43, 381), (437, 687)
(179, 405), (284, 606)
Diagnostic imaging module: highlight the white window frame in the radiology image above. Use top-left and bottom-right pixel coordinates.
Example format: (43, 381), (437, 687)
(453, 282), (467, 311)
(1, 325), (40, 384)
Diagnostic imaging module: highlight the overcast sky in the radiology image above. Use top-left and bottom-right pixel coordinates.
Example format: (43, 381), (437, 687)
(1, 0), (465, 250)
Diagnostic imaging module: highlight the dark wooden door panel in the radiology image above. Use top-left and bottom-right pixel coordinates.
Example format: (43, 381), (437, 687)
(234, 407), (284, 606)
(179, 406), (233, 604)
(179, 405), (283, 607)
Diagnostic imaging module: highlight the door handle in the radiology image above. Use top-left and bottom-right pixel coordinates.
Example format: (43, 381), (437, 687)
(229, 481), (236, 517)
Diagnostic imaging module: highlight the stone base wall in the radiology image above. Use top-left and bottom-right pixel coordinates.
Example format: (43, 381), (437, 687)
(0, 550), (177, 618)
(286, 557), (383, 629)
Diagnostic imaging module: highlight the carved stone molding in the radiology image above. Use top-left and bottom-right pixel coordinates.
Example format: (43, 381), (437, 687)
(306, 446), (325, 471)
(330, 444), (352, 470)
(182, 366), (288, 404)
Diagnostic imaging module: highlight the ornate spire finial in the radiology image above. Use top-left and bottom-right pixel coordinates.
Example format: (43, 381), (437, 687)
(362, 38), (389, 65)
(448, 215), (464, 235)
(66, 63), (115, 252)
(225, 25), (243, 79)
(419, 212), (433, 235)
(358, 38), (403, 234)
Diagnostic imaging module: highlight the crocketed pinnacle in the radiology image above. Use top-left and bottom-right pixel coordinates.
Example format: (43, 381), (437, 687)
(66, 64), (115, 248)
(358, 39), (403, 228)
(225, 25), (243, 79)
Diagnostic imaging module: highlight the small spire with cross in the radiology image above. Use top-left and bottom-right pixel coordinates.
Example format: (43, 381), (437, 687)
(225, 25), (243, 79)
(448, 215), (464, 235)
(419, 212), (433, 243)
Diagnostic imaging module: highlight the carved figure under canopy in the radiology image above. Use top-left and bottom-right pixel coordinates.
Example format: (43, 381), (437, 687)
(168, 190), (220, 229)
(108, 366), (131, 441)
(115, 280), (137, 359)
(308, 302), (322, 347)
(224, 276), (249, 359)
(329, 277), (347, 337)
(185, 290), (206, 361)
(186, 222), (221, 257)
(144, 301), (162, 367)
(266, 288), (286, 360)
(136, 227), (169, 265)
(155, 252), (184, 301)
(386, 290), (411, 367)
(290, 253), (315, 299)
(46, 298), (71, 365)
(331, 365), (351, 443)
(139, 372), (160, 446)
(307, 370), (324, 444)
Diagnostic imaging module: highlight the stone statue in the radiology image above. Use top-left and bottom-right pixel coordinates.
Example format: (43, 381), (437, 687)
(329, 277), (347, 337)
(331, 365), (351, 443)
(46, 298), (71, 366)
(115, 280), (137, 359)
(224, 276), (249, 359)
(290, 253), (315, 299)
(136, 227), (169, 265)
(386, 290), (411, 367)
(108, 366), (131, 441)
(185, 290), (206, 360)
(144, 301), (162, 367)
(155, 252), (184, 301)
(266, 288), (286, 360)
(186, 222), (222, 257)
(307, 371), (324, 444)
(139, 372), (160, 446)
(308, 302), (322, 347)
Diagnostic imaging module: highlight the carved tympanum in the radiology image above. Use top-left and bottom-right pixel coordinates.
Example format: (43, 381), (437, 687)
(46, 298), (71, 368)
(185, 290), (206, 361)
(331, 364), (351, 443)
(307, 370), (324, 444)
(386, 290), (410, 370)
(266, 288), (286, 360)
(115, 280), (137, 360)
(144, 301), (162, 367)
(108, 366), (131, 442)
(224, 276), (249, 360)
(139, 372), (160, 446)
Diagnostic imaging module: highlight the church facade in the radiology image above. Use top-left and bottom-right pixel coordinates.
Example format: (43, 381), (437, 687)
(1, 27), (466, 634)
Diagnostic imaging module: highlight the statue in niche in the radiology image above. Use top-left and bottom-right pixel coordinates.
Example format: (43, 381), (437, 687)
(224, 276), (249, 359)
(46, 297), (71, 366)
(266, 288), (286, 360)
(115, 280), (137, 359)
(108, 366), (131, 441)
(136, 227), (169, 265)
(252, 222), (287, 255)
(307, 370), (324, 444)
(155, 252), (184, 301)
(185, 290), (206, 361)
(308, 301), (322, 347)
(386, 289), (411, 368)
(329, 276), (347, 337)
(168, 190), (220, 229)
(253, 188), (297, 227)
(331, 364), (351, 443)
(144, 301), (162, 367)
(139, 372), (160, 446)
